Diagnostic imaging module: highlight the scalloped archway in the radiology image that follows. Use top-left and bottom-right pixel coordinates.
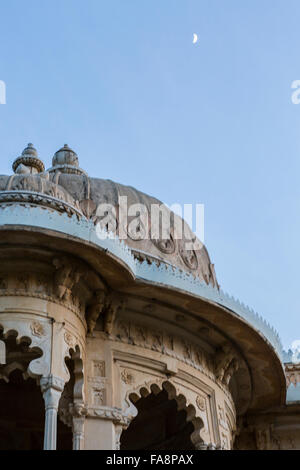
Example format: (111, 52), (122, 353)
(120, 380), (205, 450)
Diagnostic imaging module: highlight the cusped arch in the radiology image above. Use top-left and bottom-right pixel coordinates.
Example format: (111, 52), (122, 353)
(0, 322), (46, 380)
(123, 378), (205, 449)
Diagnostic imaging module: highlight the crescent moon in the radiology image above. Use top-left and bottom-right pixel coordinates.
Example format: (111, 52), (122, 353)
(193, 33), (198, 44)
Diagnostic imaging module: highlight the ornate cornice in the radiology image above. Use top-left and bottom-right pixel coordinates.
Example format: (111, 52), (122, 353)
(0, 191), (83, 219)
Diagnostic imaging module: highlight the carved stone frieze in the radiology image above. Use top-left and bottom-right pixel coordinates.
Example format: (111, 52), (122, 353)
(113, 319), (215, 380)
(0, 270), (84, 321)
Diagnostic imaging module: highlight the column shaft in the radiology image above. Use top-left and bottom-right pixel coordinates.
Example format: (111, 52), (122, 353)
(41, 375), (65, 451)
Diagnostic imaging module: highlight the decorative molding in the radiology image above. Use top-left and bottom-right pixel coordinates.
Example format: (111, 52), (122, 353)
(0, 191), (82, 219)
(87, 406), (131, 426)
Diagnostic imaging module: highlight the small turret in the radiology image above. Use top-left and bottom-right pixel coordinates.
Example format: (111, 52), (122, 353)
(12, 143), (45, 174)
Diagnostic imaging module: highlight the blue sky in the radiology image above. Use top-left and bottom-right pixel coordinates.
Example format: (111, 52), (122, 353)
(0, 0), (299, 349)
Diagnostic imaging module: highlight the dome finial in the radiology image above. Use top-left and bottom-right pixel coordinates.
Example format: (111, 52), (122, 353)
(48, 144), (87, 176)
(12, 143), (45, 174)
(52, 144), (79, 168)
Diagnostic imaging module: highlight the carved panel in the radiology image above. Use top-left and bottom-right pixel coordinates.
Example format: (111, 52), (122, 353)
(93, 388), (106, 406)
(30, 321), (45, 338)
(93, 360), (105, 378)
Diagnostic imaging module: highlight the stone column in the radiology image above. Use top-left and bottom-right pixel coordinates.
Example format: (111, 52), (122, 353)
(0, 339), (6, 364)
(73, 417), (85, 450)
(114, 424), (124, 450)
(40, 375), (65, 450)
(70, 403), (87, 450)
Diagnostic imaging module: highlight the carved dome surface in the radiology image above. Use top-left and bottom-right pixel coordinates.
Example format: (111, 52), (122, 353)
(0, 144), (218, 287)
(47, 172), (218, 287)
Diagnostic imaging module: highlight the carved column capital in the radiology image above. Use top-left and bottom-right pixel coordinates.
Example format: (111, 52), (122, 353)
(69, 402), (88, 418)
(40, 374), (65, 394)
(69, 402), (88, 450)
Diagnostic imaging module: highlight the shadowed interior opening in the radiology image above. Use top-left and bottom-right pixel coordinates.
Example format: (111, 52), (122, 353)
(120, 389), (196, 450)
(0, 369), (72, 450)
